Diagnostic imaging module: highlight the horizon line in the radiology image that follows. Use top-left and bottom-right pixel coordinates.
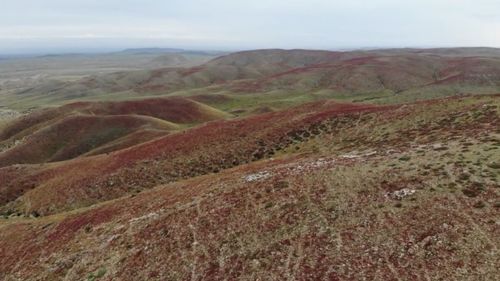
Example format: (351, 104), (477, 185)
(1, 45), (500, 57)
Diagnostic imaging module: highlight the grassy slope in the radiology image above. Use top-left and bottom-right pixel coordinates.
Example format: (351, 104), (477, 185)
(2, 48), (500, 111)
(0, 51), (219, 110)
(0, 48), (499, 280)
(0, 114), (176, 167)
(0, 101), (384, 215)
(0, 97), (229, 166)
(0, 96), (497, 215)
(0, 97), (228, 141)
(0, 95), (498, 280)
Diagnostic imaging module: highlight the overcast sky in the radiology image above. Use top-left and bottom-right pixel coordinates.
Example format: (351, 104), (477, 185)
(1, 0), (499, 54)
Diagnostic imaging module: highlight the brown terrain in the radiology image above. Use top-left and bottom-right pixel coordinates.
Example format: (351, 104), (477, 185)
(0, 48), (498, 280)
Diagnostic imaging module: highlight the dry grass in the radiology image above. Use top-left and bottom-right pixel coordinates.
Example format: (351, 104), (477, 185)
(0, 94), (498, 280)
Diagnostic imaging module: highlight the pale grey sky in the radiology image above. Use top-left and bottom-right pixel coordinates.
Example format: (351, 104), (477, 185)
(1, 0), (499, 54)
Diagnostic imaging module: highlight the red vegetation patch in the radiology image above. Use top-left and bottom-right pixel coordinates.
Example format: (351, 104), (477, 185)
(1, 96), (226, 144)
(0, 100), (389, 215)
(66, 96), (226, 124)
(1, 136), (498, 279)
(0, 165), (38, 206)
(433, 57), (500, 86)
(180, 66), (204, 77)
(230, 54), (443, 93)
(0, 107), (65, 141)
(0, 97), (229, 168)
(1, 108), (499, 279)
(2, 94), (498, 217)
(46, 205), (118, 243)
(0, 114), (170, 167)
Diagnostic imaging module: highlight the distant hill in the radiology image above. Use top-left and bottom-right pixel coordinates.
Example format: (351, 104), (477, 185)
(0, 49), (220, 106)
(372, 47), (500, 57)
(120, 48), (187, 54)
(119, 48), (225, 56)
(6, 47), (499, 110)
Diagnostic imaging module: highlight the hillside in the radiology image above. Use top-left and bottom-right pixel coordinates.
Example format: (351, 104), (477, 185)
(0, 48), (498, 280)
(0, 94), (498, 280)
(0, 49), (221, 110)
(0, 100), (384, 214)
(2, 48), (499, 112)
(0, 97), (229, 166)
(0, 115), (175, 166)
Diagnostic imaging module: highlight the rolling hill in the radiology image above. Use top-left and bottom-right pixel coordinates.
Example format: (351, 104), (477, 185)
(0, 114), (175, 166)
(0, 94), (498, 280)
(0, 49), (222, 110)
(0, 48), (498, 280)
(2, 48), (499, 112)
(0, 97), (229, 167)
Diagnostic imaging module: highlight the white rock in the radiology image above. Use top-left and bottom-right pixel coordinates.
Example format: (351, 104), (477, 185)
(387, 188), (416, 200)
(243, 171), (271, 182)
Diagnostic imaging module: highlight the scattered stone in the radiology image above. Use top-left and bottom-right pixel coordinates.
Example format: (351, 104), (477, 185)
(432, 143), (448, 151)
(129, 211), (162, 224)
(341, 150), (377, 159)
(387, 188), (416, 200)
(243, 171), (271, 182)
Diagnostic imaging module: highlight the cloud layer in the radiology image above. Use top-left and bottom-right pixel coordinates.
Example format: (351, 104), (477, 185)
(1, 0), (499, 53)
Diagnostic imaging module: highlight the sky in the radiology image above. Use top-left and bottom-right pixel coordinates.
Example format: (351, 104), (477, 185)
(1, 0), (499, 54)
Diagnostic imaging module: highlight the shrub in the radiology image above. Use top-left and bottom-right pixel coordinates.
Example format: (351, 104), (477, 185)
(399, 156), (411, 161)
(273, 180), (289, 190)
(87, 267), (106, 281)
(473, 201), (486, 209)
(462, 182), (484, 198)
(457, 173), (470, 181)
